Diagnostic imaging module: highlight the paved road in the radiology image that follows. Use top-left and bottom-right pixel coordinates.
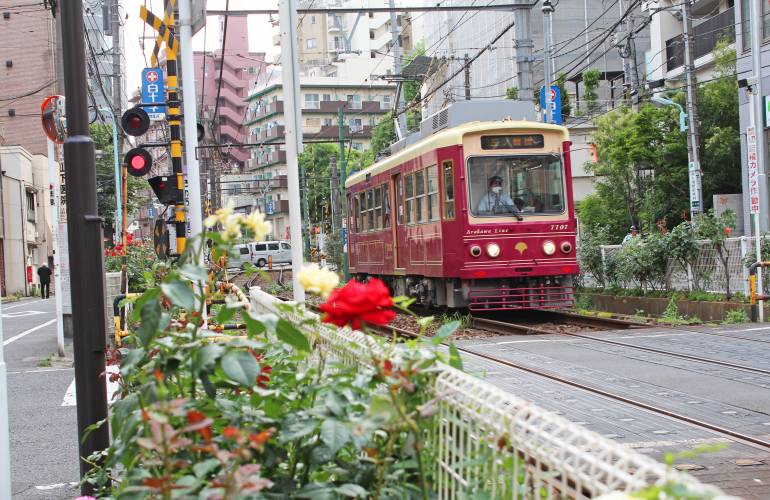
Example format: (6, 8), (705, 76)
(2, 298), (79, 499)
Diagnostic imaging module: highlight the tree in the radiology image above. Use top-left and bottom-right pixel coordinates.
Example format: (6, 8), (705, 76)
(92, 124), (145, 230)
(695, 209), (737, 298)
(582, 68), (600, 112)
(505, 86), (519, 100)
(370, 112), (396, 159)
(402, 42), (425, 132)
(555, 72), (571, 117)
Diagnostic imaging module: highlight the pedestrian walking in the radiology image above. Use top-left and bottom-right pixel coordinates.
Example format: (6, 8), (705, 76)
(37, 264), (52, 299)
(622, 225), (639, 245)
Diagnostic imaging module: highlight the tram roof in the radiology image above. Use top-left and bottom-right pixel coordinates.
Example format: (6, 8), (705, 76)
(345, 120), (568, 189)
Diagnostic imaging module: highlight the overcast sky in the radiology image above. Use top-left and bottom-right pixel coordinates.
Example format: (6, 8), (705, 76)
(123, 0), (278, 96)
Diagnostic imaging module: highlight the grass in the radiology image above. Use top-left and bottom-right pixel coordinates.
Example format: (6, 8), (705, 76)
(659, 298), (701, 325)
(439, 311), (473, 329)
(722, 309), (750, 325)
(37, 354), (54, 368)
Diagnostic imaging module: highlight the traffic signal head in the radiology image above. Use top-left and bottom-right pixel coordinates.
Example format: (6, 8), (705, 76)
(124, 148), (153, 177)
(148, 176), (183, 205)
(121, 107), (150, 136)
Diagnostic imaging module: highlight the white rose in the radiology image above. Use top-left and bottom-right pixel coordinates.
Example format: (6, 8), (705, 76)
(298, 263), (340, 298)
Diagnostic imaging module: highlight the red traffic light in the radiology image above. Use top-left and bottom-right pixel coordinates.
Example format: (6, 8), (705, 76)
(148, 175), (183, 205)
(124, 148), (153, 177)
(121, 107), (150, 136)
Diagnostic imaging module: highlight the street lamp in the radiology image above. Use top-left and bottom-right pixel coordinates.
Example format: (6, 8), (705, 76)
(650, 95), (687, 133)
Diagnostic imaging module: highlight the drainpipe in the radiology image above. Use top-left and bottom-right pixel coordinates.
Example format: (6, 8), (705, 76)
(20, 182), (28, 296)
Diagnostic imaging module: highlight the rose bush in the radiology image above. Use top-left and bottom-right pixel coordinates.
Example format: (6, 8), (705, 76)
(85, 212), (456, 499)
(104, 234), (157, 292)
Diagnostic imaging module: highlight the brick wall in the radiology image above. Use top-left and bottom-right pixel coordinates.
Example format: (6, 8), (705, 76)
(0, 4), (57, 155)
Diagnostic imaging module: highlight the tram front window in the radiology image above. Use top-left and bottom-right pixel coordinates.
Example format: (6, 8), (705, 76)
(468, 155), (565, 217)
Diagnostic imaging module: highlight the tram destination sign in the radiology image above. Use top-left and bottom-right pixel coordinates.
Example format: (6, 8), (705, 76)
(481, 134), (544, 150)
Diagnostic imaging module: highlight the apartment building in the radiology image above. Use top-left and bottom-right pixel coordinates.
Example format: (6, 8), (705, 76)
(194, 16), (267, 169)
(243, 79), (395, 239)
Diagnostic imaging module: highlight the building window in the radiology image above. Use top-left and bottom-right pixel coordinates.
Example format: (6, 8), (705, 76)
(310, 15), (316, 24)
(26, 191), (35, 222)
(322, 93), (331, 101)
(369, 29), (375, 39)
(304, 93), (320, 109)
(323, 118), (333, 126)
(352, 142), (363, 151)
(307, 38), (317, 49)
(347, 94), (362, 109)
(349, 118), (363, 132)
(741, 0), (770, 50)
(305, 117), (320, 128)
(442, 160), (455, 219)
(371, 51), (376, 58)
(381, 95), (392, 110)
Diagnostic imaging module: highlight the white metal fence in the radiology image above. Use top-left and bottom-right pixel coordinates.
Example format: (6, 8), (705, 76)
(584, 236), (766, 296)
(249, 287), (729, 499)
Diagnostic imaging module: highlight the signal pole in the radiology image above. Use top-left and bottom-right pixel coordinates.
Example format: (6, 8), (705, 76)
(681, 0), (703, 218)
(61, 0), (110, 492)
(338, 107), (349, 280)
(164, 9), (187, 253)
(513, 0), (534, 101)
(389, 0), (407, 134)
(112, 0), (122, 195)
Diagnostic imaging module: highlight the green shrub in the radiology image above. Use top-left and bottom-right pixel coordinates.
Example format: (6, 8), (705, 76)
(722, 308), (749, 324)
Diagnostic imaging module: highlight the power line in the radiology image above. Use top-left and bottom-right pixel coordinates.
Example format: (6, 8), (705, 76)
(206, 3), (537, 16)
(211, 0), (230, 125)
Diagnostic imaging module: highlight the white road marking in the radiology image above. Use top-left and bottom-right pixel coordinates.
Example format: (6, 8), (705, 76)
(613, 333), (689, 339)
(35, 482), (78, 490)
(62, 365), (120, 407)
(7, 367), (73, 375)
(623, 437), (730, 449)
(719, 326), (770, 334)
(2, 299), (44, 310)
(2, 319), (56, 346)
(2, 310), (46, 318)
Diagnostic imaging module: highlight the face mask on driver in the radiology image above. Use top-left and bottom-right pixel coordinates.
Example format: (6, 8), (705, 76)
(491, 186), (502, 194)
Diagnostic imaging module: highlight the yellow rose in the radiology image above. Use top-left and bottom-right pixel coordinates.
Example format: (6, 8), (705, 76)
(298, 263), (339, 298)
(242, 210), (272, 241)
(204, 199), (236, 228)
(220, 213), (243, 242)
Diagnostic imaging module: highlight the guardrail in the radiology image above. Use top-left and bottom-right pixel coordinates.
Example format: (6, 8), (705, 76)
(249, 287), (727, 499)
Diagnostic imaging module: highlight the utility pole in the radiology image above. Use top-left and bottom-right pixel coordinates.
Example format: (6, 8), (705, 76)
(513, 0), (534, 101)
(681, 0), (703, 218)
(280, 0), (306, 301)
(618, 0), (632, 107)
(464, 53), (471, 100)
(0, 301), (10, 500)
(61, 0), (110, 493)
(330, 155), (340, 231)
(389, 0), (407, 134)
(111, 0), (122, 196)
(628, 16), (640, 110)
(542, 0), (554, 123)
(338, 107), (349, 280)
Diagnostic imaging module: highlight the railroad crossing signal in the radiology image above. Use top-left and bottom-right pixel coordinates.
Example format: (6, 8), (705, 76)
(153, 218), (169, 260)
(140, 1), (179, 66)
(121, 107), (151, 136)
(149, 176), (183, 206)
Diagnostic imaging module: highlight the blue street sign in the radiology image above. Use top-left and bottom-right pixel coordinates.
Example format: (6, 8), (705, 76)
(141, 68), (166, 120)
(539, 85), (562, 125)
(266, 202), (274, 215)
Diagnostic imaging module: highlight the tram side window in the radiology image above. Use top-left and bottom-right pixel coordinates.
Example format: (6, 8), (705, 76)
(353, 195), (359, 233)
(442, 160), (455, 219)
(374, 187), (383, 230)
(383, 183), (391, 228)
(415, 169), (427, 223)
(366, 189), (374, 230)
(427, 165), (439, 221)
(404, 174), (414, 224)
(395, 177), (403, 225)
(358, 192), (366, 231)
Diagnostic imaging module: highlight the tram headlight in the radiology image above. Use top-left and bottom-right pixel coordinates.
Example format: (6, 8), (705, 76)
(486, 243), (501, 258)
(469, 245), (482, 257)
(542, 240), (556, 256)
(560, 241), (573, 253)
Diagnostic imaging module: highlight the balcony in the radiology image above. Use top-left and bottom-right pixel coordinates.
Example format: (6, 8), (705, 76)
(665, 7), (734, 72)
(247, 100), (284, 123)
(253, 150), (287, 168)
(304, 125), (373, 140)
(263, 199), (289, 215)
(259, 125), (285, 141)
(310, 100), (388, 114)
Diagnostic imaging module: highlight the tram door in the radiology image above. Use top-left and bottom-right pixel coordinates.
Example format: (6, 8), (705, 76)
(393, 173), (407, 269)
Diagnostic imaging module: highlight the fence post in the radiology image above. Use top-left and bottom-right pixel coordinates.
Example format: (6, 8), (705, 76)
(741, 236), (749, 297)
(600, 245), (606, 284)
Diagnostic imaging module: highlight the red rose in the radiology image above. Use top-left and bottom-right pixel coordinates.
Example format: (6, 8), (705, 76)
(319, 278), (395, 330)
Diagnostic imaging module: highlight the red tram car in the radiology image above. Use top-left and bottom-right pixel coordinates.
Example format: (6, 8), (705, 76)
(344, 102), (579, 310)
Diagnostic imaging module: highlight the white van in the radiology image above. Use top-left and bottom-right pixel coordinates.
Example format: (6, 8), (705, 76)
(232, 240), (292, 268)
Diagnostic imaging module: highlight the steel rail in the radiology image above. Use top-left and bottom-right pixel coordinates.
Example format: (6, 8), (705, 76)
(365, 322), (770, 451)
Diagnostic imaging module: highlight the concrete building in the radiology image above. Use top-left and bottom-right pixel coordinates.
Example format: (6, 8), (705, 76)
(194, 16), (267, 169)
(418, 0), (650, 119)
(0, 146), (53, 296)
(735, 0), (770, 235)
(0, 2), (59, 156)
(243, 79), (395, 238)
(83, 0), (126, 116)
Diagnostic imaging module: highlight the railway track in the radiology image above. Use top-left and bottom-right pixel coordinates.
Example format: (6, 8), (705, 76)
(472, 310), (770, 377)
(366, 321), (770, 452)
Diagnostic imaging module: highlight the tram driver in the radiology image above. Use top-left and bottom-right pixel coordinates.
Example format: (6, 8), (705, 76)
(477, 175), (524, 220)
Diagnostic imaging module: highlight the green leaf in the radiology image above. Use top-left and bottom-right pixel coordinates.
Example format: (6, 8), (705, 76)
(179, 264), (209, 283)
(431, 320), (460, 345)
(193, 344), (225, 373)
(325, 391), (345, 417)
(320, 419), (350, 455)
(220, 350), (260, 386)
(136, 300), (161, 348)
(161, 280), (195, 310)
(192, 458), (221, 478)
(448, 343), (464, 371)
(215, 304), (238, 324)
(335, 484), (367, 498)
(243, 313), (266, 337)
(121, 347), (146, 374)
(130, 288), (160, 322)
(369, 396), (396, 420)
(281, 419), (319, 441)
(276, 318), (310, 352)
(201, 373), (216, 398)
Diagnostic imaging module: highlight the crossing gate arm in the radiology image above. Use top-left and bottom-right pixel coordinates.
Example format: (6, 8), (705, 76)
(748, 261), (770, 321)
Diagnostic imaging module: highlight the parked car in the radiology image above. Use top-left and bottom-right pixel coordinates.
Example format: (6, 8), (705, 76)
(231, 240), (292, 268)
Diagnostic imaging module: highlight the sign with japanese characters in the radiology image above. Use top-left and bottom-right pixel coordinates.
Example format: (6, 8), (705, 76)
(141, 68), (165, 121)
(748, 126), (760, 214)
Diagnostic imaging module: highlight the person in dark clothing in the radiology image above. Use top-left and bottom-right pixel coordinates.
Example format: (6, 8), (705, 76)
(37, 264), (52, 299)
